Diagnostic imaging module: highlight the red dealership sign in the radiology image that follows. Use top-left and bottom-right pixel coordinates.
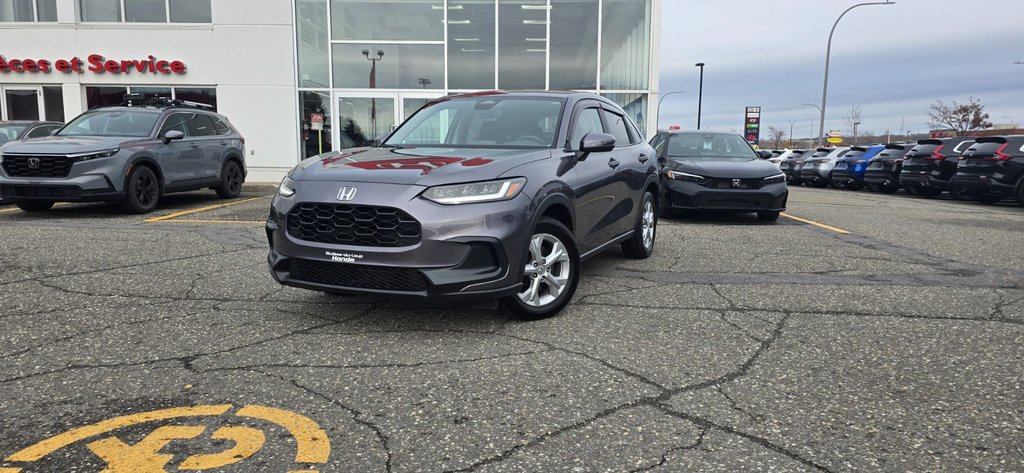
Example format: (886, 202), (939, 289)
(0, 54), (186, 75)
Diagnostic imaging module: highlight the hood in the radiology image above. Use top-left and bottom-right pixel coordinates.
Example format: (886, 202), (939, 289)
(290, 146), (552, 186)
(0, 136), (129, 155)
(668, 157), (782, 179)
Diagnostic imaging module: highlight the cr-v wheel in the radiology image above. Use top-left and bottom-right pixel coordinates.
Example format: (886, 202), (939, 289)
(502, 217), (580, 321)
(121, 165), (160, 214)
(215, 160), (243, 199)
(622, 192), (657, 259)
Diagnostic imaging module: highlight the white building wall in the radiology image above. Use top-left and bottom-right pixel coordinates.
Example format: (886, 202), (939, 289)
(0, 0), (299, 183)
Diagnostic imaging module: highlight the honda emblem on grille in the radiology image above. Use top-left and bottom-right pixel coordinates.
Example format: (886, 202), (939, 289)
(732, 179), (742, 188)
(27, 157), (41, 169)
(336, 186), (358, 201)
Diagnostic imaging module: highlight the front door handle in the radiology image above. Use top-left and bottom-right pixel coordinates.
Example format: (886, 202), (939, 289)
(608, 158), (620, 169)
(638, 153), (650, 163)
(189, 143), (200, 148)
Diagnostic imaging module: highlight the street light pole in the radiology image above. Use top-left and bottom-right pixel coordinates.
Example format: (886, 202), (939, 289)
(802, 103), (823, 144)
(656, 91), (686, 131)
(817, 1), (894, 147)
(853, 121), (860, 146)
(695, 63), (706, 130)
(787, 120), (796, 148)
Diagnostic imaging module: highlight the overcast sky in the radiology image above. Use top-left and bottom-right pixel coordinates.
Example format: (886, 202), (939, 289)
(658, 0), (1024, 139)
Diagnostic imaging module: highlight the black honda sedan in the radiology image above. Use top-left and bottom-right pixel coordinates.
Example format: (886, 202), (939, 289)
(268, 92), (660, 320)
(650, 130), (788, 221)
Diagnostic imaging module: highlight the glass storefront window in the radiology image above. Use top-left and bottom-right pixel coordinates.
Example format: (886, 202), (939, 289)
(169, 0), (210, 23)
(447, 0), (495, 90)
(131, 86), (173, 97)
(85, 86), (217, 111)
(600, 0), (650, 91)
(36, 0), (56, 20)
(79, 0), (121, 21)
(125, 0), (165, 22)
(498, 0), (547, 90)
(4, 89), (40, 120)
(337, 96), (394, 148)
(0, 0), (32, 21)
(43, 86), (64, 122)
(300, 91), (332, 159)
(173, 87), (217, 109)
(330, 0), (442, 41)
(332, 44), (443, 90)
(602, 93), (648, 138)
(86, 86), (127, 109)
(550, 0), (598, 90)
(297, 0), (330, 88)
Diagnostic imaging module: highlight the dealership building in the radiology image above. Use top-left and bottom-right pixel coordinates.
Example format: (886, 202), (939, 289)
(0, 0), (661, 181)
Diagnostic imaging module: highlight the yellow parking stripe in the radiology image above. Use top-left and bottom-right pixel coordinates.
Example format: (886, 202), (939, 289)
(144, 197), (263, 223)
(781, 213), (851, 235)
(162, 219), (265, 225)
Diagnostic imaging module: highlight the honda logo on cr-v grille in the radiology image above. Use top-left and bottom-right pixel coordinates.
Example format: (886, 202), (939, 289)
(27, 157), (41, 169)
(336, 187), (358, 201)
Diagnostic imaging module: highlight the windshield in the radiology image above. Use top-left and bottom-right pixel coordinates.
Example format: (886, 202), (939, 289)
(58, 110), (160, 138)
(665, 133), (758, 160)
(384, 97), (566, 149)
(0, 124), (28, 144)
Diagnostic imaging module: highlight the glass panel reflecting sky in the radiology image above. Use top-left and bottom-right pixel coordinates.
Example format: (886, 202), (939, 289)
(550, 0), (598, 90)
(331, 0), (442, 41)
(447, 0), (495, 90)
(298, 0), (330, 88)
(601, 0), (650, 90)
(498, 0), (547, 90)
(332, 44), (444, 90)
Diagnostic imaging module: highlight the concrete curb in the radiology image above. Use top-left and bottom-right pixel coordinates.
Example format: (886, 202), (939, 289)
(243, 182), (280, 194)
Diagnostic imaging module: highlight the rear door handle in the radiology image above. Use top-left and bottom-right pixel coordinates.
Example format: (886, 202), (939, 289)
(638, 153), (650, 163)
(189, 143), (201, 148)
(608, 158), (620, 169)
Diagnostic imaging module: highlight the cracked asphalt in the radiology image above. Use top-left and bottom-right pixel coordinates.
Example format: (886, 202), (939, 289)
(0, 187), (1022, 472)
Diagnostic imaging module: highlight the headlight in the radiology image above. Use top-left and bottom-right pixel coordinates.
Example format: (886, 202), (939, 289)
(68, 148), (119, 161)
(421, 178), (526, 205)
(761, 173), (786, 185)
(666, 171), (706, 183)
(278, 176), (296, 197)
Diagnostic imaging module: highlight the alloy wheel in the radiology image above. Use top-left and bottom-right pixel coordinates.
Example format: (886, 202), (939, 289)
(136, 173), (157, 207)
(517, 233), (572, 308)
(641, 200), (656, 250)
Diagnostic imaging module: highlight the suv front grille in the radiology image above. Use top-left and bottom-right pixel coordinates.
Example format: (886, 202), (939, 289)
(289, 259), (428, 292)
(1, 155), (75, 178)
(287, 203), (421, 247)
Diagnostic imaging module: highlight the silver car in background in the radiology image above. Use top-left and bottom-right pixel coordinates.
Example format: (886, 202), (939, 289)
(798, 147), (851, 188)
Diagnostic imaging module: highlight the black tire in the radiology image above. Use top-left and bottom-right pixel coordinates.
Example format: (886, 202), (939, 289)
(950, 183), (975, 201)
(757, 211), (780, 222)
(847, 183), (863, 191)
(829, 180), (845, 189)
(1017, 184), (1024, 207)
(215, 160), (243, 199)
(917, 188), (941, 198)
(881, 182), (900, 194)
(866, 183), (882, 193)
(622, 192), (657, 259)
(16, 201), (55, 212)
(501, 217), (580, 321)
(121, 165), (160, 214)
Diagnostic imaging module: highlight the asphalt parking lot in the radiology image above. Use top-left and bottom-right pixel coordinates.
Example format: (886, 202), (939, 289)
(0, 187), (1022, 472)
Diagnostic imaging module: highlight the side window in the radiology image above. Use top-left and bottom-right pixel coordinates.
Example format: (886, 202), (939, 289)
(601, 109), (633, 147)
(212, 117), (232, 135)
(655, 136), (669, 157)
(159, 113), (189, 136)
(187, 114), (216, 137)
(649, 133), (663, 149)
(570, 107), (604, 150)
(27, 126), (58, 138)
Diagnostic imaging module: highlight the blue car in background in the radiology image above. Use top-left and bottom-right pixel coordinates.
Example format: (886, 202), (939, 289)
(829, 145), (885, 190)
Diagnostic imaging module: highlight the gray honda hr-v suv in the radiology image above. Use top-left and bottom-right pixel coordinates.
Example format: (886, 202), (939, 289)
(0, 96), (246, 213)
(268, 91), (660, 320)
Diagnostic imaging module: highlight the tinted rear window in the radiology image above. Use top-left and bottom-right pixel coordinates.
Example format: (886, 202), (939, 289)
(966, 142), (1003, 154)
(878, 148), (911, 158)
(906, 144), (939, 157)
(845, 150), (866, 158)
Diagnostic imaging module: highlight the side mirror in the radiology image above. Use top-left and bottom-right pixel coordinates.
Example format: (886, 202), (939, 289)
(162, 130), (185, 143)
(373, 134), (388, 147)
(578, 133), (616, 157)
(758, 150), (773, 160)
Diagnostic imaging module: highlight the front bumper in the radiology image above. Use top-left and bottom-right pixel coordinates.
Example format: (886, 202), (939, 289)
(0, 171), (123, 203)
(266, 180), (531, 300)
(665, 179), (788, 212)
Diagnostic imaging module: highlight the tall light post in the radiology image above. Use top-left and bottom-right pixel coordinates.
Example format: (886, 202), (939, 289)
(656, 91), (685, 131)
(817, 1), (894, 148)
(802, 103), (823, 145)
(853, 121), (861, 146)
(806, 113), (817, 148)
(1003, 115), (1017, 130)
(695, 62), (706, 129)
(787, 120), (797, 148)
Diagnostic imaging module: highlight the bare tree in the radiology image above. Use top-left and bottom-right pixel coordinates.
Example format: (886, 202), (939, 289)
(843, 104), (863, 145)
(767, 126), (786, 149)
(927, 97), (993, 136)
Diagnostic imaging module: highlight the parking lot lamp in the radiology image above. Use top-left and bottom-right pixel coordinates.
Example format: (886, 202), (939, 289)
(802, 103), (822, 144)
(695, 63), (706, 129)
(817, 2), (895, 147)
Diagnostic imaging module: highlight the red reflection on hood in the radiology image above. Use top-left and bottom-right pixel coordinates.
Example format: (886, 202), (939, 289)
(460, 157), (493, 167)
(346, 157), (467, 175)
(319, 149), (368, 166)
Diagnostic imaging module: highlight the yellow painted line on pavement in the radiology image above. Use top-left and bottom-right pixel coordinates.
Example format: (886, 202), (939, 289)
(144, 197), (263, 223)
(781, 213), (851, 235)
(236, 405), (331, 464)
(163, 219), (266, 225)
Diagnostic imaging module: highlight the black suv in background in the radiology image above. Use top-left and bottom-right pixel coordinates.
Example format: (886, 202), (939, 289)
(900, 137), (975, 198)
(783, 149), (823, 185)
(864, 144), (913, 193)
(0, 95), (246, 213)
(951, 135), (1024, 206)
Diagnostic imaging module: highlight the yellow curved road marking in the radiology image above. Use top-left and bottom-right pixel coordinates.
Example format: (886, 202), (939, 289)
(4, 405), (232, 463)
(178, 426), (266, 470)
(781, 212), (851, 234)
(144, 197), (263, 223)
(236, 405), (331, 464)
(87, 425), (206, 473)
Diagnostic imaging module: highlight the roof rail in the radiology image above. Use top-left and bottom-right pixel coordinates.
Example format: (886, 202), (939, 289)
(121, 93), (215, 110)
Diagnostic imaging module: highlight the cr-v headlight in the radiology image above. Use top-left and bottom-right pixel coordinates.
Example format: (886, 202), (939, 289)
(762, 173), (786, 185)
(68, 148), (120, 161)
(278, 176), (296, 197)
(422, 178), (526, 205)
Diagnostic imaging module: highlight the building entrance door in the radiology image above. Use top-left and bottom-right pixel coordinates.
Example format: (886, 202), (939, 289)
(332, 91), (443, 151)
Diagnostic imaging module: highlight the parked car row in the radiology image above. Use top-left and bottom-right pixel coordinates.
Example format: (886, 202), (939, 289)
(770, 136), (1024, 206)
(0, 94), (246, 212)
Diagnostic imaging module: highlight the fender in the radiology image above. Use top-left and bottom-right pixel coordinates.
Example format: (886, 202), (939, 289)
(124, 154), (165, 191)
(528, 185), (576, 235)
